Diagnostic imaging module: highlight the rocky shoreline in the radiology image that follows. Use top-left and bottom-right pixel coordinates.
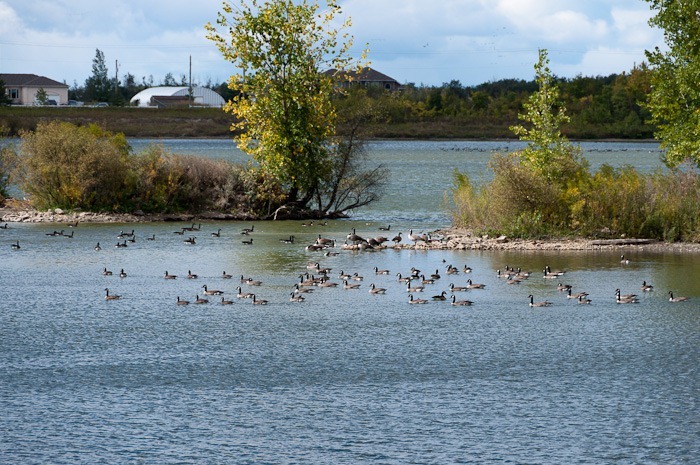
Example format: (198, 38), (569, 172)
(3, 207), (700, 252)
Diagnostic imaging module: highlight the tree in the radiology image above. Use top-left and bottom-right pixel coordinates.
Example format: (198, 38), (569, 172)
(205, 0), (368, 212)
(84, 49), (111, 102)
(35, 87), (49, 105)
(0, 79), (11, 106)
(162, 73), (177, 86)
(510, 49), (582, 182)
(644, 0), (700, 167)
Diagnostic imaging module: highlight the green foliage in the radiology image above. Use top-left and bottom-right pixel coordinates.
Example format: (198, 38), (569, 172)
(17, 121), (132, 210)
(84, 49), (112, 102)
(644, 0), (700, 167)
(0, 139), (16, 200)
(35, 88), (49, 105)
(0, 79), (11, 106)
(206, 0), (365, 207)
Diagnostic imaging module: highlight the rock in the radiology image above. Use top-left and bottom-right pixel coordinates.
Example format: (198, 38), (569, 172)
(495, 235), (508, 243)
(133, 209), (145, 216)
(54, 208), (63, 215)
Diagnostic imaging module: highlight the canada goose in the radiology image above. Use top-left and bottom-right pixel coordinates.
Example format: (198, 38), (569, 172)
(430, 269), (441, 280)
(202, 285), (223, 296)
(119, 269), (127, 278)
(324, 250), (339, 257)
(420, 274), (435, 285)
(102, 267), (113, 276)
(236, 286), (254, 299)
(194, 294), (209, 304)
(241, 238), (253, 245)
(462, 265), (473, 274)
(164, 271), (177, 280)
(408, 294), (428, 304)
(557, 283), (572, 292)
(615, 289), (637, 300)
(668, 291), (689, 302)
(542, 268), (558, 279)
(343, 280), (361, 290)
(351, 272), (363, 281)
(566, 288), (589, 299)
(544, 265), (565, 276)
(289, 293), (305, 302)
(176, 296), (189, 306)
(211, 229), (222, 237)
(432, 291), (448, 301)
(173, 229), (185, 235)
(147, 234), (156, 241)
(369, 283), (386, 294)
(281, 235), (295, 244)
(316, 234), (334, 246)
(11, 240), (20, 250)
(220, 296), (234, 305)
(641, 281), (654, 292)
(46, 230), (64, 236)
(251, 294), (268, 305)
(241, 225), (254, 234)
(126, 235), (136, 243)
(620, 254), (630, 264)
(191, 224), (202, 232)
(63, 230), (74, 239)
(379, 224), (391, 231)
(615, 289), (639, 304)
(222, 271), (232, 279)
(305, 243), (324, 251)
(577, 295), (592, 305)
(396, 273), (411, 283)
(391, 232), (402, 245)
(186, 270), (198, 279)
(104, 288), (121, 300)
(445, 264), (459, 275)
(115, 241), (128, 248)
(409, 267), (421, 278)
(338, 270), (352, 280)
(528, 295), (552, 307)
(449, 283), (468, 292)
(0, 223), (8, 229)
(408, 229), (428, 243)
(451, 295), (473, 306)
(465, 279), (485, 289)
(317, 278), (338, 288)
(183, 236), (196, 245)
(347, 228), (365, 244)
(373, 266), (390, 275)
(406, 281), (424, 293)
(245, 277), (262, 286)
(294, 284), (314, 294)
(94, 242), (101, 251)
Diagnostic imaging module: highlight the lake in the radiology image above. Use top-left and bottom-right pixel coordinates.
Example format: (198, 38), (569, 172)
(2, 140), (698, 464)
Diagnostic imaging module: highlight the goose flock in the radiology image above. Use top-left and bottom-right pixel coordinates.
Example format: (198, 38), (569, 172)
(4, 221), (692, 307)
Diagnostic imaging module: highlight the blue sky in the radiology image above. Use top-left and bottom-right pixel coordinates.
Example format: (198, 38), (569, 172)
(0, 0), (663, 88)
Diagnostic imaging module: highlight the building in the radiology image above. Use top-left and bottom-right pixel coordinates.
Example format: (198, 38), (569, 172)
(129, 86), (226, 108)
(325, 67), (401, 91)
(1, 73), (69, 105)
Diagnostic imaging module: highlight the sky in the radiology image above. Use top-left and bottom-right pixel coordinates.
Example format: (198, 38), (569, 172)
(0, 0), (664, 88)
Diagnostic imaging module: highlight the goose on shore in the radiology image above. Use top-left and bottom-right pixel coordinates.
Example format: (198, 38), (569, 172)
(528, 295), (552, 307)
(391, 232), (402, 245)
(668, 291), (689, 302)
(104, 288), (121, 300)
(620, 254), (630, 264)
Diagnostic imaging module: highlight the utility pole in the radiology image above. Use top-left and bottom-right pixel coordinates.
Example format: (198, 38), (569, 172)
(115, 60), (119, 99)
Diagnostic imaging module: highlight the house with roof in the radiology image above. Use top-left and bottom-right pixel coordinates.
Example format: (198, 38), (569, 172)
(1, 74), (69, 105)
(325, 67), (401, 91)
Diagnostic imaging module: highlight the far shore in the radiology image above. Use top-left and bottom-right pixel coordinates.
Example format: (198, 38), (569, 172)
(3, 205), (699, 253)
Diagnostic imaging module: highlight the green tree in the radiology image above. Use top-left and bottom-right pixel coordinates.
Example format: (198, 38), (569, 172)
(206, 0), (365, 210)
(510, 49), (582, 182)
(645, 0), (700, 167)
(35, 87), (49, 105)
(84, 49), (111, 102)
(0, 79), (11, 106)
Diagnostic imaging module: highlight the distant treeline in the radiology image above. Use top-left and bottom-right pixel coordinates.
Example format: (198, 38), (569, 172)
(2, 65), (653, 140)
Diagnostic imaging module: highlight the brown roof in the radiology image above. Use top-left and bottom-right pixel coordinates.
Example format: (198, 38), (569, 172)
(325, 67), (399, 84)
(0, 73), (68, 88)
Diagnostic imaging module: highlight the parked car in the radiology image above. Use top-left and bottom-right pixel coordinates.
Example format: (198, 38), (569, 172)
(95, 102), (109, 107)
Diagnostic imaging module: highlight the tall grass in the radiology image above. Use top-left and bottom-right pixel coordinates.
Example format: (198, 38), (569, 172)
(452, 155), (700, 242)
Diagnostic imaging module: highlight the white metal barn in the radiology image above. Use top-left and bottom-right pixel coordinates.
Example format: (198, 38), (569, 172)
(129, 86), (225, 108)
